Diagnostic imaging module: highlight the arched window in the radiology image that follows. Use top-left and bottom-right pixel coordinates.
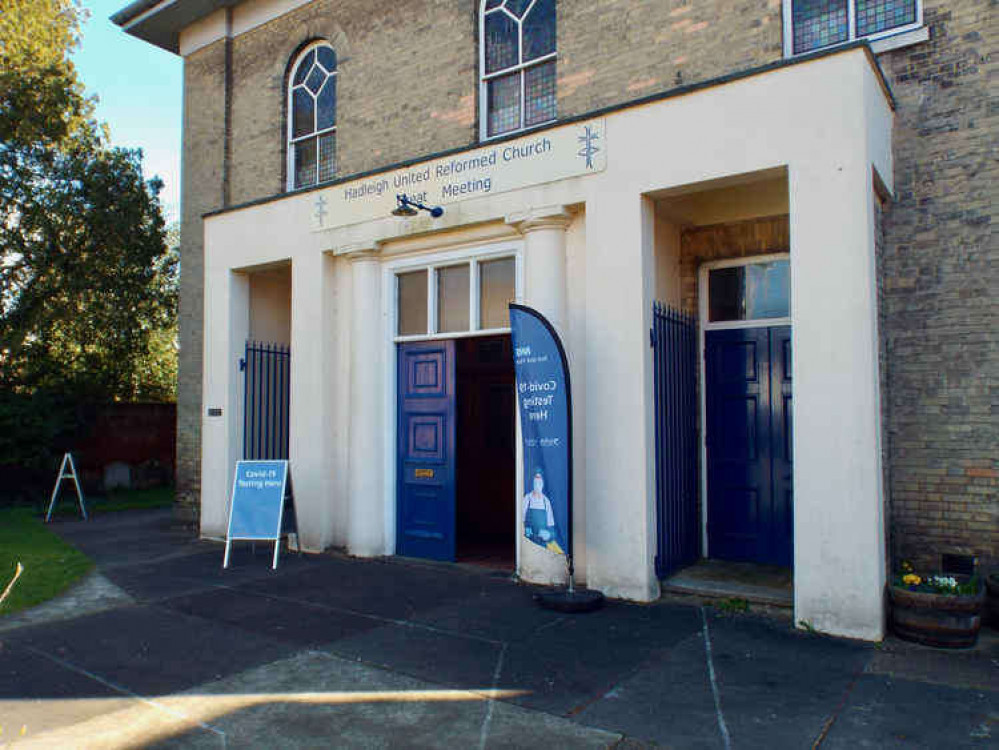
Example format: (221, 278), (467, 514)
(480, 0), (556, 139)
(287, 42), (337, 190)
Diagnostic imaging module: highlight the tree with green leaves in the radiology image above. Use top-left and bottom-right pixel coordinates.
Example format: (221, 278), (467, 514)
(1, 1), (177, 471)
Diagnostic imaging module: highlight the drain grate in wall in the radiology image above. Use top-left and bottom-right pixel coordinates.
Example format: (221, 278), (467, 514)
(941, 553), (976, 577)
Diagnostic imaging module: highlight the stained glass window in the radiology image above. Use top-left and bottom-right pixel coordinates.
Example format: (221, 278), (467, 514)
(288, 43), (337, 189)
(791, 0), (919, 54)
(856, 0), (917, 36)
(792, 0), (848, 54)
(482, 0), (557, 137)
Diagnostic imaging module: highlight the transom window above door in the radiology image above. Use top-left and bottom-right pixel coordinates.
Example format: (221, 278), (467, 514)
(706, 258), (790, 325)
(396, 256), (517, 339)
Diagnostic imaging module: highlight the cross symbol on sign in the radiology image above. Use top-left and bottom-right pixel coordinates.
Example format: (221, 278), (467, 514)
(313, 195), (329, 227)
(577, 125), (601, 170)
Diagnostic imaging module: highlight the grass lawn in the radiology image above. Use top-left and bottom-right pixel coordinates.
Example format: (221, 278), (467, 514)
(1, 487), (174, 616)
(0, 507), (94, 617)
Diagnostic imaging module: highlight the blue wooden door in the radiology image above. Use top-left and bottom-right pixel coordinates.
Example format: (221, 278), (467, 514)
(705, 326), (792, 566)
(769, 326), (793, 567)
(397, 341), (456, 561)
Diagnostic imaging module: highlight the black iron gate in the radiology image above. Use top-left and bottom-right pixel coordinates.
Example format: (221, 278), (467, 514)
(651, 303), (699, 578)
(241, 341), (291, 460)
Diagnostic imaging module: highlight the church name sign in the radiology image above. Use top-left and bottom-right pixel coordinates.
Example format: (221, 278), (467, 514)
(311, 118), (606, 232)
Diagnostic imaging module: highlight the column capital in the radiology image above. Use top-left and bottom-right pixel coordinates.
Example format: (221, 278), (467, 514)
(340, 242), (381, 262)
(505, 205), (572, 234)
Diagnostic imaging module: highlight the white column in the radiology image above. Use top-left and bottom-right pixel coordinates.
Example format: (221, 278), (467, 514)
(200, 267), (248, 539)
(289, 252), (333, 551)
(509, 207), (573, 586)
(582, 190), (660, 603)
(520, 207), (571, 333)
(790, 158), (886, 641)
(346, 247), (385, 556)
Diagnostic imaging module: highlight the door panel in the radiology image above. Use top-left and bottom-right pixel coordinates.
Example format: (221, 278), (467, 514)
(706, 328), (772, 563)
(706, 326), (793, 566)
(769, 326), (793, 567)
(397, 341), (456, 561)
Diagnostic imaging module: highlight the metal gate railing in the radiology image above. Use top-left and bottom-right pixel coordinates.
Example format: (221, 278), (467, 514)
(241, 341), (290, 460)
(652, 303), (699, 578)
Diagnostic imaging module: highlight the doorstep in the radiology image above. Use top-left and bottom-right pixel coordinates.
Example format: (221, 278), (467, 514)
(662, 558), (793, 608)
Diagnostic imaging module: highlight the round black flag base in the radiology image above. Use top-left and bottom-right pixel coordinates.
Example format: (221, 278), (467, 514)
(534, 588), (605, 613)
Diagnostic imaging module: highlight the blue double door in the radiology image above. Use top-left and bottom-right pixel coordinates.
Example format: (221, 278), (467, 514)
(396, 337), (515, 562)
(705, 326), (792, 567)
(396, 341), (457, 561)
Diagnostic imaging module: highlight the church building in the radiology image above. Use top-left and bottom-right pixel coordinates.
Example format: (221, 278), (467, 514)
(113, 0), (996, 641)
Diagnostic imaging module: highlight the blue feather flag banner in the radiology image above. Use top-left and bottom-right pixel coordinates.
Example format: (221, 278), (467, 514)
(509, 304), (572, 557)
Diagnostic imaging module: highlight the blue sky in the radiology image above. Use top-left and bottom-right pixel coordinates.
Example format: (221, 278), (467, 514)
(73, 1), (183, 222)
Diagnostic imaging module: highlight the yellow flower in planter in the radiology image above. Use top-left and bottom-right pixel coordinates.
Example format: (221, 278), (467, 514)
(902, 573), (921, 586)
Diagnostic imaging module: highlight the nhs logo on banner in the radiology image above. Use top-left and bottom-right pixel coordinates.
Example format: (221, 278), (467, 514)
(509, 305), (573, 559)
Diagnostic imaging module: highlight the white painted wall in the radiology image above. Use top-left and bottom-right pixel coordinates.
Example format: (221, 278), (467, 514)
(248, 265), (291, 345)
(200, 48), (894, 639)
(179, 0), (316, 57)
(653, 213), (682, 308)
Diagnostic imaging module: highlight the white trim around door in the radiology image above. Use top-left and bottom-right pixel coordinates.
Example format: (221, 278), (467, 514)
(380, 240), (525, 556)
(697, 252), (791, 557)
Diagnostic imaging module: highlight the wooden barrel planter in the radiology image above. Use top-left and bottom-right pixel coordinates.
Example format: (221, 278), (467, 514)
(986, 573), (999, 629)
(889, 581), (985, 648)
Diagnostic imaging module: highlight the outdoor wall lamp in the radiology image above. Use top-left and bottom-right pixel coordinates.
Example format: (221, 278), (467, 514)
(392, 193), (444, 218)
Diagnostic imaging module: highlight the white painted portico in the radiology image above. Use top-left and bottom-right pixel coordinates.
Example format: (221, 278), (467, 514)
(200, 47), (894, 640)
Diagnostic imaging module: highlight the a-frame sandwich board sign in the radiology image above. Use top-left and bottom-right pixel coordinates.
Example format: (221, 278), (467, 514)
(45, 453), (87, 522)
(223, 460), (296, 569)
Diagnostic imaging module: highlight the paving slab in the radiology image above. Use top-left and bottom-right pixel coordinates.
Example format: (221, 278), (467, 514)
(17, 650), (625, 750)
(95, 548), (321, 609)
(158, 650), (624, 750)
(238, 556), (498, 623)
(867, 636), (999, 691)
(573, 608), (873, 749)
(324, 618), (505, 690)
(820, 674), (998, 749)
(0, 573), (133, 634)
(407, 582), (565, 642)
(161, 586), (384, 648)
(500, 601), (703, 716)
(4, 509), (997, 749)
(574, 630), (724, 750)
(6, 604), (293, 697)
(692, 610), (871, 748)
(46, 511), (198, 568)
(0, 641), (137, 739)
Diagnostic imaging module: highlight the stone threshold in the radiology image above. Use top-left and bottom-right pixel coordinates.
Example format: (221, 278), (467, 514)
(662, 559), (793, 608)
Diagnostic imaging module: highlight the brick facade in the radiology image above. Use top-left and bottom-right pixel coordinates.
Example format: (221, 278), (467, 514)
(678, 216), (791, 316)
(176, 40), (226, 522)
(877, 0), (997, 572)
(173, 0), (995, 571)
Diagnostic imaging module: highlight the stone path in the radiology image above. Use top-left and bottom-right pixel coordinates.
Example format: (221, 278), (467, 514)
(0, 510), (995, 748)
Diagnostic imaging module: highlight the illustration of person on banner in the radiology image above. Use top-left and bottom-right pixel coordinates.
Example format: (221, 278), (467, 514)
(523, 468), (565, 555)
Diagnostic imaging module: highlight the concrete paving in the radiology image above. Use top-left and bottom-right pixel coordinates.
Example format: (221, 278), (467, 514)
(1, 510), (996, 748)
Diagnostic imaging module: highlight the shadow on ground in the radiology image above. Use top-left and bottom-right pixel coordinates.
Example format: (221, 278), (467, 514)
(1, 510), (995, 748)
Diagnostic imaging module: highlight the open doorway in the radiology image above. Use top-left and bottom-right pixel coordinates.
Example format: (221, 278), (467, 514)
(650, 168), (794, 607)
(455, 335), (515, 568)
